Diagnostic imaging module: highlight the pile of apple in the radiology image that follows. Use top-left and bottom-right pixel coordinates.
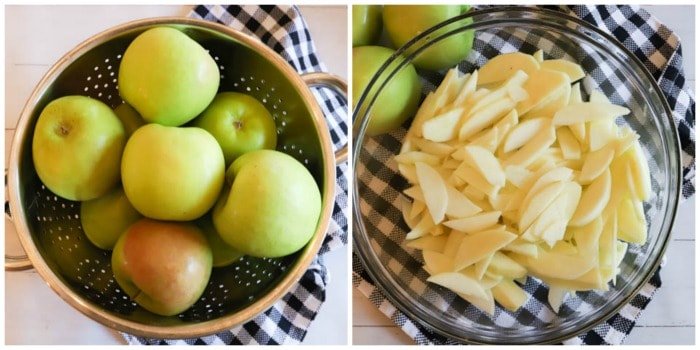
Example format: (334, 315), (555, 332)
(395, 51), (652, 315)
(31, 26), (322, 316)
(352, 5), (474, 136)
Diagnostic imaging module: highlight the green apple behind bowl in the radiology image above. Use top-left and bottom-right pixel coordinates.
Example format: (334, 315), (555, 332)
(111, 218), (213, 316)
(353, 45), (421, 136)
(352, 5), (383, 46)
(383, 5), (474, 71)
(118, 26), (220, 127)
(121, 123), (225, 221)
(32, 95), (126, 201)
(212, 149), (322, 258)
(192, 91), (278, 167)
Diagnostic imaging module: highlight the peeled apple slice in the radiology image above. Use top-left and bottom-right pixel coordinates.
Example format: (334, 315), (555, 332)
(477, 52), (540, 86)
(553, 102), (630, 125)
(415, 162), (448, 224)
(570, 169), (612, 227)
(427, 272), (490, 300)
(540, 59), (585, 82)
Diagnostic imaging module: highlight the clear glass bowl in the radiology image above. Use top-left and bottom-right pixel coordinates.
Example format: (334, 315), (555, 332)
(352, 7), (681, 344)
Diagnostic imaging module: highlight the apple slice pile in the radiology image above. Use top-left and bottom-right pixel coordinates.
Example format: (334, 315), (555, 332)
(397, 51), (652, 315)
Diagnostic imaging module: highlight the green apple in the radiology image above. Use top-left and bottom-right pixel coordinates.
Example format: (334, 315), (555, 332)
(121, 123), (225, 221)
(80, 186), (142, 250)
(113, 102), (145, 136)
(32, 95), (126, 201)
(383, 5), (474, 71)
(212, 149), (322, 258)
(195, 212), (245, 267)
(192, 91), (277, 166)
(353, 45), (421, 136)
(111, 218), (213, 316)
(118, 26), (220, 126)
(353, 5), (383, 47)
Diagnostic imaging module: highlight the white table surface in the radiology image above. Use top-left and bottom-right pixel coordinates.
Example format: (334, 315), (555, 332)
(353, 4), (696, 346)
(3, 5), (349, 345)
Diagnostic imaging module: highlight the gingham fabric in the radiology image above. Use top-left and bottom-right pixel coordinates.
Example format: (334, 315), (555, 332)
(352, 5), (694, 345)
(122, 5), (348, 345)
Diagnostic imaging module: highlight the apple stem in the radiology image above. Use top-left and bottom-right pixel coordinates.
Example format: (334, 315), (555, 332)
(233, 120), (244, 130)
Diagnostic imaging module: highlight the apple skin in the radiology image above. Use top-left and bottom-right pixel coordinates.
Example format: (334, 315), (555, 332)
(195, 212), (245, 267)
(118, 26), (220, 127)
(383, 5), (474, 71)
(352, 45), (421, 136)
(32, 95), (126, 201)
(111, 218), (213, 316)
(121, 123), (225, 221)
(192, 92), (277, 167)
(352, 5), (383, 47)
(212, 149), (322, 258)
(80, 186), (143, 250)
(113, 102), (146, 136)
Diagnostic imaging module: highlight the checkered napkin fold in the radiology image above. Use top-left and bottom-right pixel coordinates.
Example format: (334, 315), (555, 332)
(122, 5), (349, 345)
(352, 4), (694, 345)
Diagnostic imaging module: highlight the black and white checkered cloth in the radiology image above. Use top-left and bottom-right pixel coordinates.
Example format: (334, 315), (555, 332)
(122, 5), (348, 345)
(352, 5), (694, 345)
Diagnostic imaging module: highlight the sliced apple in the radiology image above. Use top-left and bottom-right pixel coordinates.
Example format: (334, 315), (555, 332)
(406, 234), (448, 252)
(488, 251), (528, 279)
(458, 97), (517, 141)
(570, 169), (612, 227)
(394, 151), (441, 167)
(540, 59), (585, 82)
(625, 141), (652, 201)
(422, 107), (465, 142)
(578, 143), (615, 184)
(477, 52), (540, 86)
(453, 228), (517, 271)
(503, 119), (556, 167)
(516, 69), (571, 116)
(415, 162), (448, 224)
(552, 102), (630, 125)
(445, 184), (483, 218)
(443, 211), (502, 233)
(461, 145), (505, 187)
(427, 271), (489, 300)
(423, 250), (454, 275)
(617, 195), (648, 244)
(555, 126), (581, 160)
(492, 279), (529, 312)
(518, 180), (567, 232)
(503, 117), (549, 153)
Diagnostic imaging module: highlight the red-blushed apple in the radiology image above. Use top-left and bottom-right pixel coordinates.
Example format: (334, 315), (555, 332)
(121, 123), (225, 221)
(32, 95), (126, 201)
(353, 5), (383, 47)
(353, 45), (421, 136)
(195, 212), (245, 267)
(383, 5), (474, 71)
(192, 91), (277, 166)
(118, 26), (220, 126)
(113, 102), (145, 136)
(212, 149), (322, 258)
(111, 218), (213, 316)
(80, 186), (142, 250)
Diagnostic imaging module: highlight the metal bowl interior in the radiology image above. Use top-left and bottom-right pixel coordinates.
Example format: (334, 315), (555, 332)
(353, 7), (681, 344)
(8, 17), (335, 339)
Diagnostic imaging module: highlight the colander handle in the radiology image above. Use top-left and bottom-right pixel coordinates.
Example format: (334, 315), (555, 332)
(5, 170), (33, 271)
(301, 72), (348, 164)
